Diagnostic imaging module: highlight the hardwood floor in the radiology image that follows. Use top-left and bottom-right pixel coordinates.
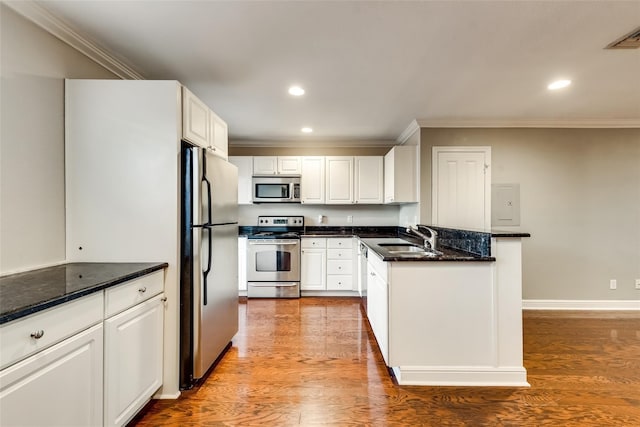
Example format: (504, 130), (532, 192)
(131, 298), (640, 426)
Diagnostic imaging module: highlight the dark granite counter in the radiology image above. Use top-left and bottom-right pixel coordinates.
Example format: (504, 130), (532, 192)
(491, 230), (531, 238)
(361, 238), (495, 262)
(0, 262), (167, 324)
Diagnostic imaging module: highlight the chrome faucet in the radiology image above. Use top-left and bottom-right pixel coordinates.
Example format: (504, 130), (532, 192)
(406, 225), (438, 250)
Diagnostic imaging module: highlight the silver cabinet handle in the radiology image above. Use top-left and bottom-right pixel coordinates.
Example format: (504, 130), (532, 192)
(30, 330), (44, 339)
(139, 287), (147, 293)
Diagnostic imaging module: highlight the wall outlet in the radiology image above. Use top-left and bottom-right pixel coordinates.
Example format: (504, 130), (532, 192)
(347, 215), (353, 224)
(609, 279), (617, 290)
(635, 279), (640, 290)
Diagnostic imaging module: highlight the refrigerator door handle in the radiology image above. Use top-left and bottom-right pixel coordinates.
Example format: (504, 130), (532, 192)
(202, 227), (212, 305)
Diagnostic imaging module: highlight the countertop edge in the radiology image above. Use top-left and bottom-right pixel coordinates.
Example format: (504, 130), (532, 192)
(0, 263), (168, 325)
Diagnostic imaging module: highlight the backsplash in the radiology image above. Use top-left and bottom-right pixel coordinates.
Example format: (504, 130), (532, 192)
(411, 225), (492, 257)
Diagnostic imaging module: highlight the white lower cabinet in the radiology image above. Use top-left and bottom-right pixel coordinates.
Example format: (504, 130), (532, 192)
(0, 324), (104, 427)
(301, 238), (327, 291)
(0, 270), (165, 427)
(104, 294), (164, 427)
(366, 252), (389, 365)
(238, 236), (248, 292)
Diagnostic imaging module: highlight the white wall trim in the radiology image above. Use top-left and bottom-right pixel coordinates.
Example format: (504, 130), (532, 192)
(523, 299), (640, 311)
(416, 118), (640, 129)
(391, 366), (530, 387)
(3, 0), (144, 80)
(229, 139), (395, 148)
(396, 120), (420, 145)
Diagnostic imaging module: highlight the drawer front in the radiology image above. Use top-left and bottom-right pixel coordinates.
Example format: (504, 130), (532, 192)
(105, 270), (164, 318)
(327, 259), (353, 275)
(327, 248), (352, 260)
(0, 292), (103, 370)
(327, 238), (353, 249)
(326, 275), (353, 290)
(301, 238), (327, 249)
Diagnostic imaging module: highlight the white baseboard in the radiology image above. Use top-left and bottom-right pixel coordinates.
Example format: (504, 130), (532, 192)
(391, 366), (530, 387)
(153, 392), (181, 400)
(523, 299), (640, 310)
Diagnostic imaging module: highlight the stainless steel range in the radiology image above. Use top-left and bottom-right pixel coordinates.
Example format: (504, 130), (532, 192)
(247, 216), (303, 298)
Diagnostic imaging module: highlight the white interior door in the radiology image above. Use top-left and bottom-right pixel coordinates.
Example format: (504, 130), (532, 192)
(432, 147), (491, 230)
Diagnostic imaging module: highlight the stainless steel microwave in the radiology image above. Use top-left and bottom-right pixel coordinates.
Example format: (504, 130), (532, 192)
(252, 176), (301, 203)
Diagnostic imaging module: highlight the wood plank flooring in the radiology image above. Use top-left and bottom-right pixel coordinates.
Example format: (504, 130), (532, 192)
(131, 298), (640, 426)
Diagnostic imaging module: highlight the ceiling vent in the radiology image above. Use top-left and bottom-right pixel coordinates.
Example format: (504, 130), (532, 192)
(605, 26), (640, 49)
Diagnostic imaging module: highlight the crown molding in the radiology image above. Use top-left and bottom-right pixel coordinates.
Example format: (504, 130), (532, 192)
(230, 139), (396, 148)
(396, 119), (420, 145)
(415, 118), (640, 129)
(4, 0), (144, 80)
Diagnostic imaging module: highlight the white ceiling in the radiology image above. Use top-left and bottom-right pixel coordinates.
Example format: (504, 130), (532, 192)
(18, 1), (640, 143)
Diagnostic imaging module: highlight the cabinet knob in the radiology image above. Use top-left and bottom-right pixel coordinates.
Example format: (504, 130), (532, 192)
(138, 287), (147, 293)
(370, 272), (376, 277)
(30, 330), (45, 339)
(161, 297), (168, 302)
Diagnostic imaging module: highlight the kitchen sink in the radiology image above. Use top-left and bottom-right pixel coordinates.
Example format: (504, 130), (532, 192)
(378, 243), (441, 257)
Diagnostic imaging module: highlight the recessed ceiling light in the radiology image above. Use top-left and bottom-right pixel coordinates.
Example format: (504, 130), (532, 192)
(547, 79), (572, 90)
(288, 86), (305, 96)
(301, 127), (313, 133)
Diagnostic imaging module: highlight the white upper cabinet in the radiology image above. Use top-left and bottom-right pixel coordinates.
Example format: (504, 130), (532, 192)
(253, 156), (278, 175)
(182, 87), (209, 148)
(253, 156), (301, 175)
(325, 156), (354, 204)
(209, 110), (228, 160)
(301, 156), (325, 204)
(384, 146), (417, 204)
(228, 156), (253, 205)
(278, 156), (302, 175)
(182, 87), (228, 160)
(354, 156), (384, 204)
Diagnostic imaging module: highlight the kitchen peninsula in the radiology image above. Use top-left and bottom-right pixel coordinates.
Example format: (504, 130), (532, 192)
(362, 225), (530, 387)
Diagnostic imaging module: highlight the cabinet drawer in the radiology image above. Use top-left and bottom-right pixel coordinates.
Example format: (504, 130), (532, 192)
(327, 248), (352, 260)
(0, 292), (103, 370)
(326, 275), (353, 290)
(301, 238), (327, 249)
(327, 238), (353, 249)
(105, 270), (164, 318)
(327, 259), (352, 275)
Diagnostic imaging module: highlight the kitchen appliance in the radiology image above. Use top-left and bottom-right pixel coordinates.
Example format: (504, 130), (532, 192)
(179, 142), (239, 389)
(247, 216), (303, 298)
(252, 176), (301, 203)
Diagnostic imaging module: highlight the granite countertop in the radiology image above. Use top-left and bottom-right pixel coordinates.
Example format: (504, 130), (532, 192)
(361, 238), (495, 262)
(0, 262), (167, 324)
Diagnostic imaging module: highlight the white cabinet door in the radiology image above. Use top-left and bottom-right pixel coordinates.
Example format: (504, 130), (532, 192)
(182, 87), (209, 148)
(104, 294), (164, 427)
(355, 156), (384, 204)
(210, 111), (228, 160)
(277, 156), (301, 175)
(301, 156), (325, 204)
(238, 236), (248, 291)
(253, 156), (278, 175)
(367, 262), (389, 365)
(229, 156), (253, 205)
(384, 146), (417, 204)
(326, 156), (354, 204)
(301, 248), (326, 290)
(0, 324), (103, 427)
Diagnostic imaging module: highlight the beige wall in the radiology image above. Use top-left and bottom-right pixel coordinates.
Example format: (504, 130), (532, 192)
(421, 128), (640, 301)
(0, 5), (118, 273)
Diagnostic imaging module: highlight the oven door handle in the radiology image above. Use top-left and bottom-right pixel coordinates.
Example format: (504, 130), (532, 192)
(249, 282), (299, 287)
(248, 241), (299, 245)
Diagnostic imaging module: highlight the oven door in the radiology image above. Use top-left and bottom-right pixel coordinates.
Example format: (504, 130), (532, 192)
(247, 239), (301, 282)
